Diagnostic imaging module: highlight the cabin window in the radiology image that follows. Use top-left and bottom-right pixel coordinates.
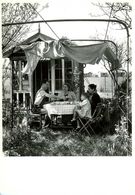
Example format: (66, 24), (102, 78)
(21, 61), (28, 81)
(34, 59), (73, 93)
(13, 93), (17, 107)
(13, 61), (19, 90)
(55, 59), (62, 90)
(19, 93), (23, 107)
(65, 59), (73, 86)
(48, 64), (52, 91)
(25, 93), (30, 107)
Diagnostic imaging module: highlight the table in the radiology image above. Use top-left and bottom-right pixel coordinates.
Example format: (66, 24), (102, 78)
(43, 101), (77, 127)
(43, 101), (77, 117)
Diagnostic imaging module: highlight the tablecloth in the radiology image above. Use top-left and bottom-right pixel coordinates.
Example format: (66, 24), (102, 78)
(43, 102), (76, 117)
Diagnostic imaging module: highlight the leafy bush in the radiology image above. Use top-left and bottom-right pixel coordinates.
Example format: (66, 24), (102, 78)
(112, 116), (132, 155)
(3, 125), (31, 154)
(2, 91), (131, 156)
(2, 99), (12, 127)
(3, 117), (131, 156)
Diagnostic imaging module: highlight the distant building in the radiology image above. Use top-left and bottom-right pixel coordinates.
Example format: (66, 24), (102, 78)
(84, 71), (126, 98)
(84, 72), (93, 77)
(100, 72), (109, 77)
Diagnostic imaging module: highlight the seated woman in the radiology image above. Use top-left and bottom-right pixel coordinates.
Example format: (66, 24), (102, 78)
(58, 83), (76, 125)
(71, 93), (91, 130)
(58, 83), (76, 101)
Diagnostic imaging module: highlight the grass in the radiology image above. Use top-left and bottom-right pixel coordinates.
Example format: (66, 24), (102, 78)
(2, 95), (132, 156)
(3, 121), (132, 156)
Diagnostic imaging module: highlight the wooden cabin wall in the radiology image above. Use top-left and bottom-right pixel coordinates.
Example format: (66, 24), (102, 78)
(11, 58), (31, 108)
(11, 57), (84, 107)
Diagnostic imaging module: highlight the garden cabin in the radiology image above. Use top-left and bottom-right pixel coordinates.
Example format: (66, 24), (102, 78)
(3, 31), (84, 108)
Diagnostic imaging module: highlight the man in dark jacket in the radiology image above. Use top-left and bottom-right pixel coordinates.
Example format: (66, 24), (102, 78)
(87, 84), (101, 116)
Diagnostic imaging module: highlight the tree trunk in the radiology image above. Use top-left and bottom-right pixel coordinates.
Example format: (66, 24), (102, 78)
(73, 61), (84, 100)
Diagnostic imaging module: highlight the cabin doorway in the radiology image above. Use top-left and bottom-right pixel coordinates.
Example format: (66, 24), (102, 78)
(33, 60), (50, 99)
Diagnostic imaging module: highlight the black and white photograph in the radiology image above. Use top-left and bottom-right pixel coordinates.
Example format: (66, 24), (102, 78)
(1, 1), (135, 195)
(1, 1), (132, 157)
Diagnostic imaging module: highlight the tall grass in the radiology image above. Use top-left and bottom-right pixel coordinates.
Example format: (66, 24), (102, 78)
(3, 115), (131, 156)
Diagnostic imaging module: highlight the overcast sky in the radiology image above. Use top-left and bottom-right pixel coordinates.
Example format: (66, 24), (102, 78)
(2, 0), (130, 74)
(29, 0), (127, 41)
(26, 0), (128, 73)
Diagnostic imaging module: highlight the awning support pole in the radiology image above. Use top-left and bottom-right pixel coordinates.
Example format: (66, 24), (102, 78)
(11, 58), (14, 130)
(126, 33), (130, 130)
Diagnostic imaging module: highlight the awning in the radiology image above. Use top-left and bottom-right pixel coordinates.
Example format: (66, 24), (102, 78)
(19, 40), (120, 75)
(61, 42), (107, 64)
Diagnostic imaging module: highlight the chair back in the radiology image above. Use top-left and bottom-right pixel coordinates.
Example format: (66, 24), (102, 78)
(92, 102), (111, 123)
(28, 96), (41, 114)
(92, 103), (104, 119)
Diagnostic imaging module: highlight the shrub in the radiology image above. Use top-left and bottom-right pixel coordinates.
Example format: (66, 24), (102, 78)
(2, 99), (12, 127)
(106, 116), (132, 156)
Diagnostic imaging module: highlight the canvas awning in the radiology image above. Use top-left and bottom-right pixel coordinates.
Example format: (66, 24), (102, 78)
(19, 40), (120, 74)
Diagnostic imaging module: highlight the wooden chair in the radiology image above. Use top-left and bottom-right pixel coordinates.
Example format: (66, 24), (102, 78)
(27, 98), (43, 129)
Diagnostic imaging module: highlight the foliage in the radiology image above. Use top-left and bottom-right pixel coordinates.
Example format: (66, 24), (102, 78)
(2, 93), (132, 156)
(94, 2), (132, 135)
(90, 2), (132, 67)
(3, 115), (131, 156)
(2, 99), (31, 130)
(3, 126), (31, 156)
(114, 73), (132, 132)
(2, 99), (12, 128)
(2, 59), (11, 99)
(113, 116), (132, 155)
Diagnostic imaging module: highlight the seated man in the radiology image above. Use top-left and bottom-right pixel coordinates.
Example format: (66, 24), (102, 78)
(34, 81), (58, 126)
(34, 81), (58, 108)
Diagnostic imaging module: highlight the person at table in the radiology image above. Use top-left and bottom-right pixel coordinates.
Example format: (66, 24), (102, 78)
(57, 83), (76, 125)
(58, 83), (76, 101)
(34, 81), (58, 127)
(87, 84), (101, 116)
(71, 93), (92, 130)
(34, 81), (58, 108)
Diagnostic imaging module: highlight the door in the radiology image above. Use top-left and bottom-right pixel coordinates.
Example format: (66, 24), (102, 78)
(33, 60), (50, 99)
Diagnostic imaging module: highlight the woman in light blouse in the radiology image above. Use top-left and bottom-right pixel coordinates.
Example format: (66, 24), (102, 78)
(58, 83), (76, 101)
(58, 83), (76, 125)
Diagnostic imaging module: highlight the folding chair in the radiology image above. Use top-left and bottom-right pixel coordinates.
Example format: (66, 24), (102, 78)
(77, 103), (105, 136)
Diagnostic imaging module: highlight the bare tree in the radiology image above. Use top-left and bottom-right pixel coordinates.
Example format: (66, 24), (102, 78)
(91, 2), (131, 66)
(2, 3), (49, 52)
(90, 2), (132, 29)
